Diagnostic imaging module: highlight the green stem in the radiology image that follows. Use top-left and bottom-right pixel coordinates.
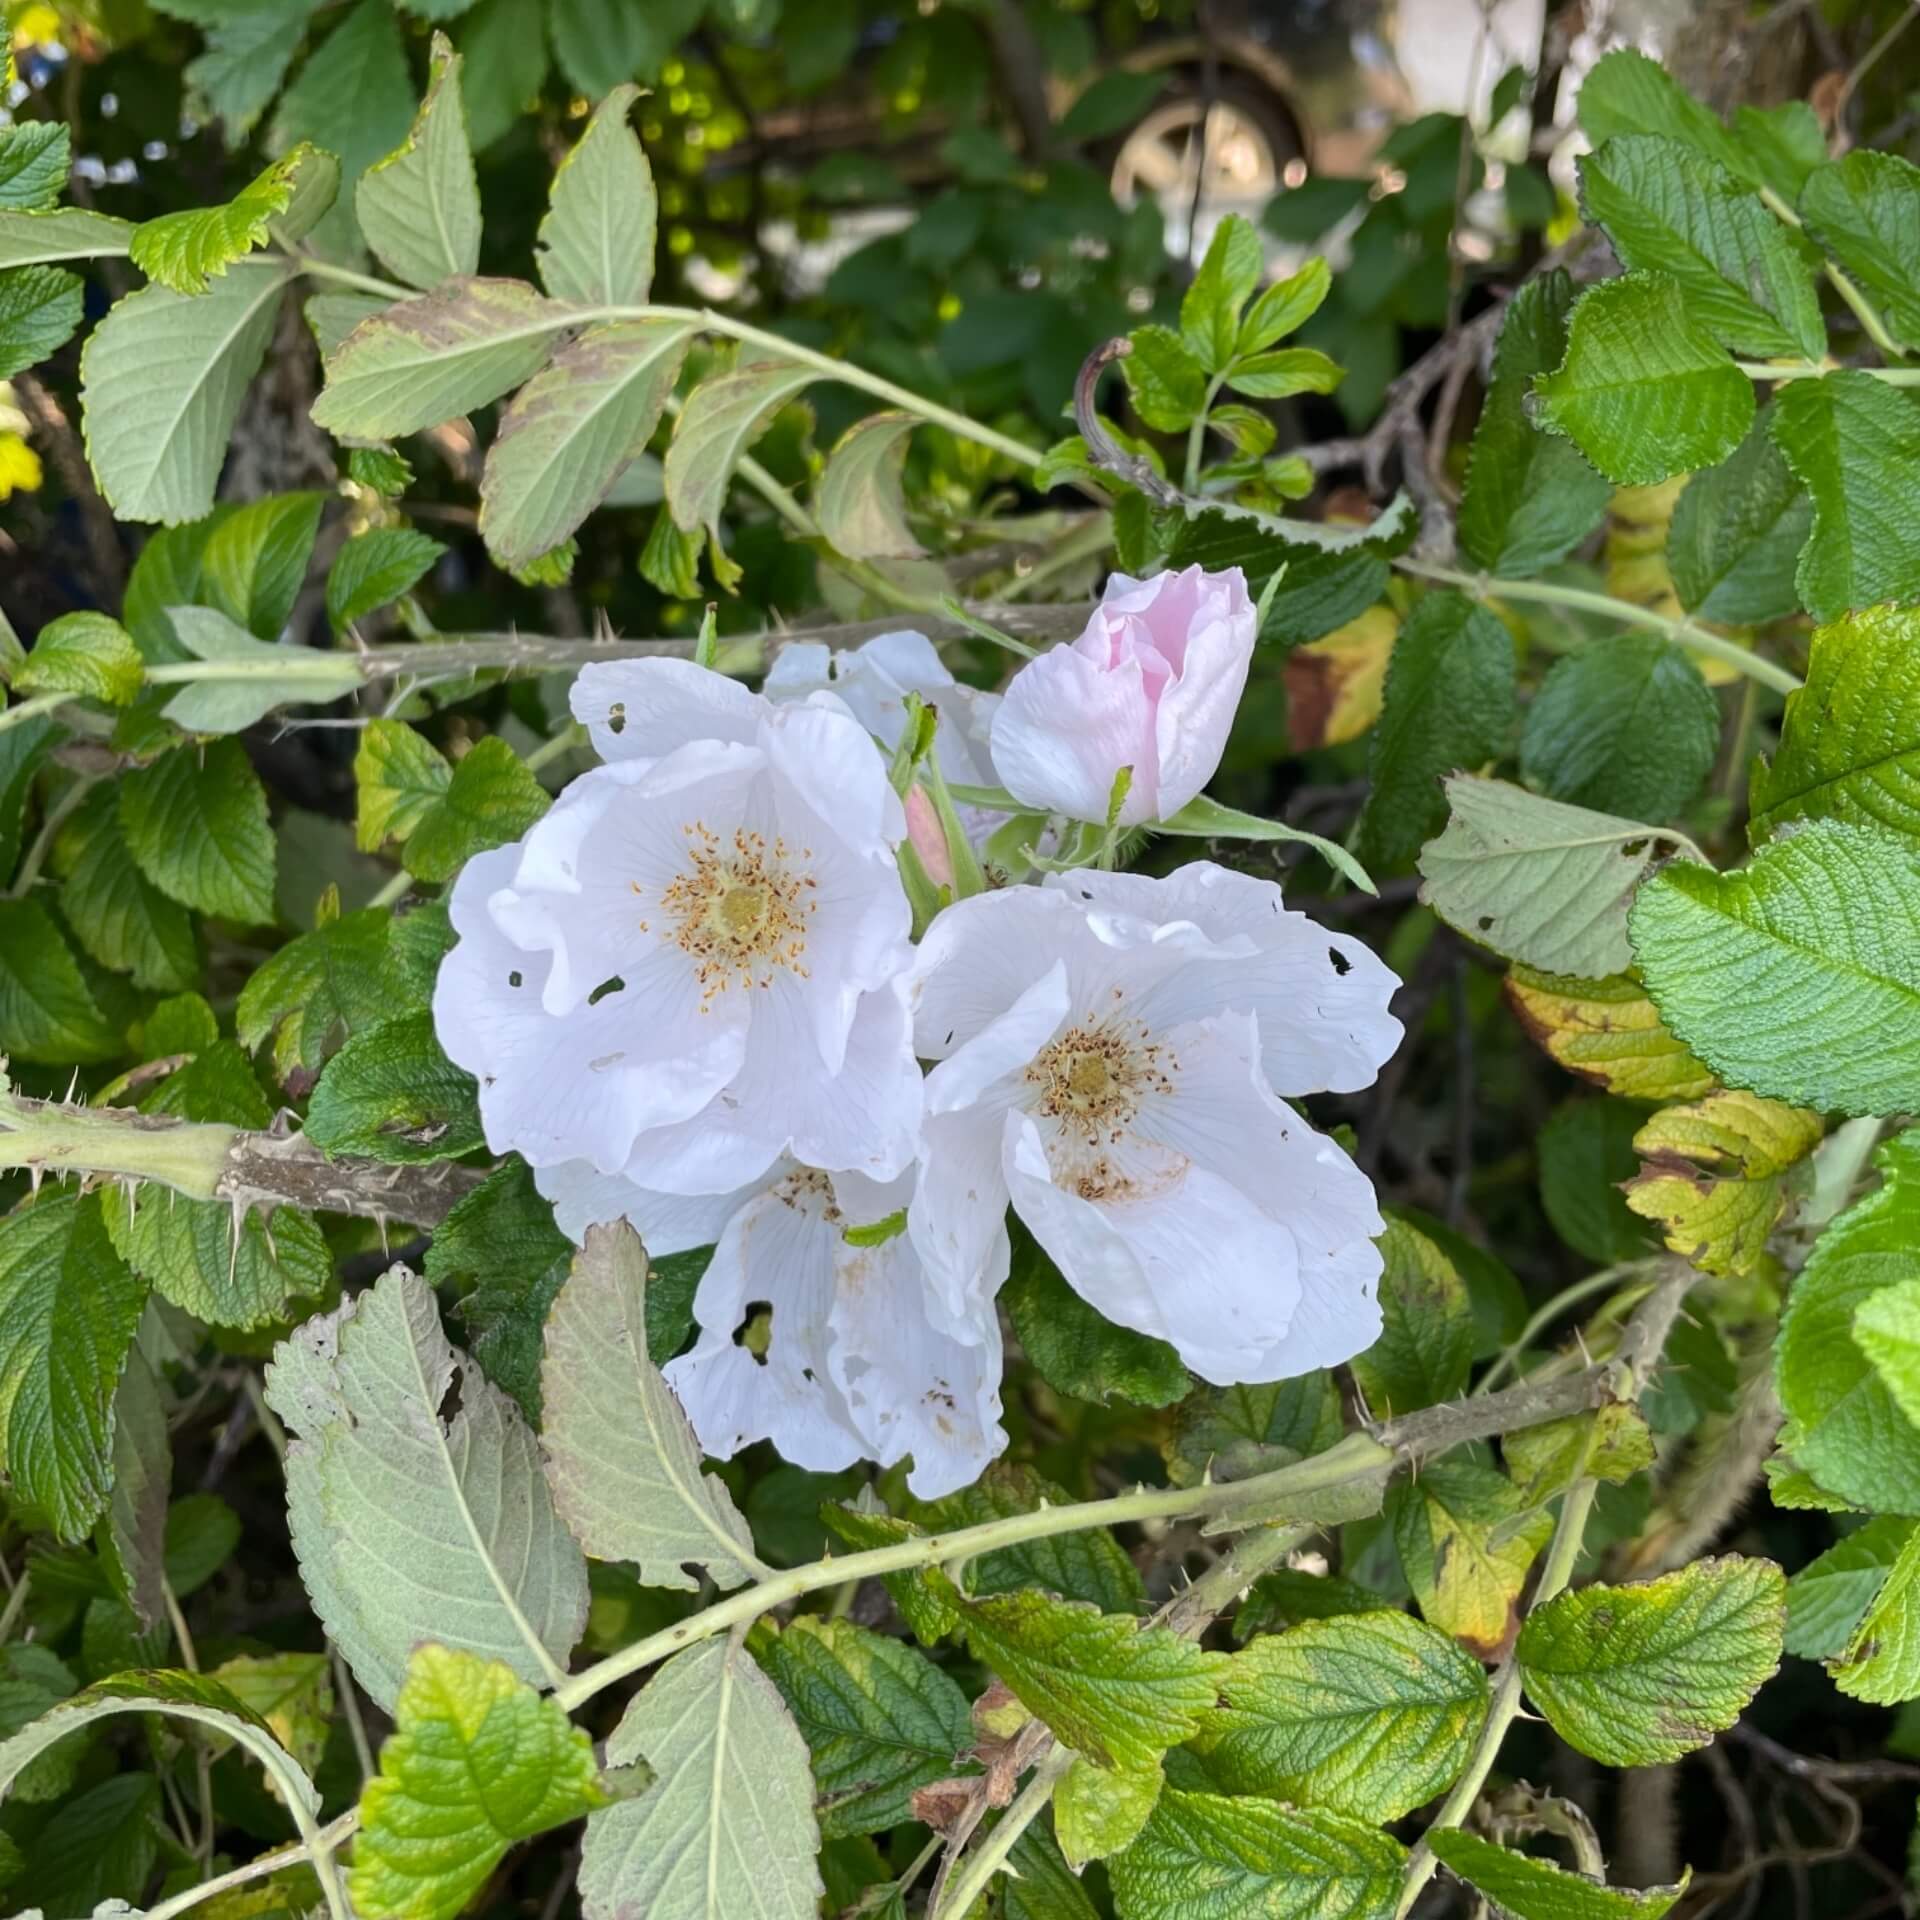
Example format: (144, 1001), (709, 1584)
(5, 772), (96, 901)
(937, 1747), (1076, 1918)
(0, 690), (76, 737)
(523, 722), (587, 774)
(0, 1570), (32, 1644)
(1184, 375), (1225, 493)
(366, 869), (412, 910)
(1735, 358), (1920, 384)
(1755, 185), (1909, 363)
(1392, 556), (1803, 695)
(1473, 1259), (1659, 1398)
(142, 1811), (360, 1920)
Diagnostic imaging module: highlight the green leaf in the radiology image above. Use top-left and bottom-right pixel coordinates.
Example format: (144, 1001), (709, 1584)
(1576, 49), (1749, 179)
(1194, 1611), (1488, 1821)
(0, 896), (121, 1063)
(1853, 1277), (1920, 1436)
(1576, 136), (1823, 359)
(1776, 1132), (1920, 1514)
(57, 788), (197, 991)
(120, 739), (276, 925)
(579, 1634), (824, 1920)
(236, 905), (404, 1080)
(0, 206), (134, 269)
(1730, 101), (1826, 204)
(211, 1649), (333, 1776)
(0, 122), (70, 211)
(1120, 324), (1208, 432)
(1007, 1822), (1101, 1920)
(158, 607), (364, 734)
(1827, 1522), (1920, 1703)
(1504, 1402), (1657, 1513)
(265, 1264), (589, 1711)
(759, 1615), (972, 1838)
(14, 1773), (164, 1913)
(1351, 1219), (1473, 1418)
(269, 0), (417, 202)
(480, 318), (694, 569)
(537, 83), (656, 307)
(1418, 777), (1688, 978)
(1750, 606), (1920, 844)
(915, 1462), (1146, 1615)
(0, 1645), (83, 1802)
(79, 258), (290, 525)
(1058, 67), (1167, 142)
(1770, 370), (1920, 622)
(103, 1348), (169, 1633)
(1516, 1555), (1785, 1764)
(1540, 1096), (1657, 1265)
(539, 1221), (762, 1592)
(14, 612), (143, 706)
(664, 360), (818, 541)
(312, 276), (567, 440)
(406, 736), (550, 882)
(1785, 1513), (1914, 1660)
(0, 264), (82, 380)
(1534, 273), (1754, 485)
(1180, 215), (1263, 373)
(303, 1009), (483, 1163)
(1055, 1755), (1161, 1868)
(1666, 407), (1810, 624)
(814, 410), (923, 561)
(202, 489), (328, 638)
(183, 1), (310, 140)
(1002, 1222), (1188, 1408)
(359, 34), (482, 291)
(349, 1644), (604, 1920)
(1429, 1829), (1689, 1919)
(548, 0), (701, 96)
(1503, 965), (1716, 1104)
(130, 145), (337, 295)
(1393, 1460), (1553, 1657)
(1108, 1789), (1406, 1920)
(1629, 819), (1920, 1118)
(1458, 271), (1612, 578)
(1223, 347), (1342, 402)
(0, 1192), (148, 1542)
(1799, 151), (1920, 355)
(1520, 637), (1719, 821)
(1236, 257), (1331, 356)
(1358, 590), (1516, 869)
(355, 714), (451, 849)
(953, 1590), (1224, 1772)
(1165, 1373), (1342, 1491)
(348, 443), (415, 497)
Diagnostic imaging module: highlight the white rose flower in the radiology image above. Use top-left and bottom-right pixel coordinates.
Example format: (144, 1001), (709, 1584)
(434, 660), (923, 1194)
(539, 1159), (1007, 1499)
(907, 863), (1402, 1383)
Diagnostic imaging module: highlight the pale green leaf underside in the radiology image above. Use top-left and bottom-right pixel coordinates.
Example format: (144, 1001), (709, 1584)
(358, 34), (483, 291)
(665, 360), (819, 538)
(815, 410), (924, 560)
(537, 82), (656, 307)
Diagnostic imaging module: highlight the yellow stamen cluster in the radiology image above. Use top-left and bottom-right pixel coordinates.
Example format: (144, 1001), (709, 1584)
(655, 822), (815, 1005)
(1026, 1015), (1181, 1203)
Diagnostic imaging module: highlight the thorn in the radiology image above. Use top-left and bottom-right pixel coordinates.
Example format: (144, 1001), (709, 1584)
(229, 1196), (246, 1290)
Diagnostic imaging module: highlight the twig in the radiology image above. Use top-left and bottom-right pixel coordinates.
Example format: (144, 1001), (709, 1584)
(12, 374), (124, 595)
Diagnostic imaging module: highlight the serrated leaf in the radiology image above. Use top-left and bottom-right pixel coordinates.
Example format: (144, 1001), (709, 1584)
(355, 714), (451, 850)
(1784, 1513), (1914, 1660)
(1165, 1372), (1342, 1491)
(1180, 216), (1263, 373)
(237, 906), (403, 1080)
(130, 145), (336, 295)
(80, 258), (290, 525)
(312, 276), (567, 440)
(0, 1193), (148, 1543)
(0, 263), (82, 380)
(1120, 324), (1207, 432)
(1750, 604), (1920, 845)
(548, 0), (700, 97)
(202, 489), (328, 639)
(103, 1349), (168, 1633)
(359, 34), (482, 291)
(1827, 1521), (1920, 1704)
(1459, 271), (1612, 577)
(1577, 135), (1823, 359)
(1799, 151), (1920, 355)
(1776, 1132), (1920, 1514)
(1516, 1555), (1785, 1764)
(815, 411), (923, 560)
(14, 1773), (163, 1911)
(1504, 966), (1716, 1102)
(57, 788), (197, 991)
(579, 1635), (823, 1920)
(0, 1646), (83, 1802)
(537, 83), (655, 306)
(1576, 49), (1750, 179)
(349, 1645), (604, 1920)
(0, 122), (70, 211)
(1854, 1278), (1920, 1439)
(1429, 1828), (1688, 1919)
(1534, 273), (1754, 485)
(160, 606), (364, 734)
(759, 1616), (972, 1839)
(1393, 1460), (1553, 1657)
(1055, 1755), (1161, 1868)
(303, 1009), (483, 1163)
(664, 360), (818, 541)
(1770, 370), (1920, 623)
(0, 207), (134, 269)
(539, 1220), (761, 1591)
(120, 739), (276, 925)
(1629, 819), (1920, 1118)
(1005, 1822), (1101, 1920)
(0, 895), (121, 1063)
(1358, 590), (1516, 869)
(1351, 1219), (1472, 1418)
(15, 612), (143, 706)
(183, 2), (310, 140)
(1624, 1090), (1823, 1276)
(1419, 776), (1692, 977)
(326, 526), (445, 634)
(404, 737), (549, 882)
(210, 1651), (333, 1776)
(1223, 346), (1341, 401)
(1194, 1611), (1487, 1821)
(1108, 1789), (1407, 1920)
(1665, 406), (1809, 623)
(953, 1590), (1224, 1772)
(265, 1265), (589, 1710)
(1237, 258), (1332, 355)
(480, 318), (693, 568)
(269, 0), (416, 207)
(1504, 1403), (1656, 1515)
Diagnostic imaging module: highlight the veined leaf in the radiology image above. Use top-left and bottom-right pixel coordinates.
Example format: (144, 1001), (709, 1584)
(1629, 818), (1920, 1118)
(815, 411), (923, 560)
(130, 144), (338, 295)
(1516, 1555), (1785, 1765)
(1853, 1279), (1920, 1439)
(1534, 273), (1754, 485)
(1666, 407), (1809, 624)
(57, 787), (198, 993)
(578, 1635), (823, 1920)
(0, 264), (82, 381)
(1393, 1460), (1553, 1658)
(1799, 151), (1920, 354)
(1430, 1829), (1689, 1919)
(1784, 1513), (1914, 1660)
(539, 1221), (762, 1591)
(1180, 216), (1263, 373)
(159, 606), (364, 734)
(327, 525), (446, 631)
(1351, 1219), (1472, 1419)
(356, 714), (451, 850)
(0, 207), (134, 268)
(302, 1009), (483, 1163)
(1827, 1522), (1920, 1704)
(548, 0), (700, 97)
(664, 360), (818, 540)
(537, 82), (656, 307)
(264, 1264), (589, 1710)
(1120, 324), (1207, 432)
(349, 1645), (605, 1920)
(210, 1651), (333, 1776)
(202, 488), (328, 638)
(359, 33), (482, 290)
(1194, 1611), (1487, 1821)
(269, 0), (416, 206)
(1576, 48), (1750, 179)
(236, 905), (404, 1080)
(80, 258), (290, 524)
(1504, 966), (1716, 1102)
(0, 122), (70, 211)
(1054, 1755), (1162, 1869)
(1418, 776), (1695, 978)
(394, 735), (548, 883)
(14, 612), (143, 706)
(0, 897), (121, 1064)
(120, 739), (277, 926)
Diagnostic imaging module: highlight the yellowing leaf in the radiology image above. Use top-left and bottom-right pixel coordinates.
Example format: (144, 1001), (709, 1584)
(0, 430), (40, 497)
(1624, 1089), (1823, 1275)
(1282, 605), (1395, 750)
(130, 145), (337, 295)
(1505, 965), (1716, 1102)
(1392, 1461), (1553, 1658)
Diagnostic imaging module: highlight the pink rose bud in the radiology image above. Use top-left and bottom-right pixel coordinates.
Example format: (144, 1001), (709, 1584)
(904, 782), (956, 890)
(988, 564), (1257, 826)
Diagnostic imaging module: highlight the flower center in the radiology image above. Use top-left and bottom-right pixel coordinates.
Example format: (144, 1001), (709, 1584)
(656, 824), (815, 1003)
(1027, 1022), (1164, 1142)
